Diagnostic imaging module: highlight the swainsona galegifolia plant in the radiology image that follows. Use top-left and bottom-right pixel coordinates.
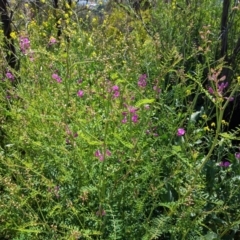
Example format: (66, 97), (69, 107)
(1, 0), (240, 239)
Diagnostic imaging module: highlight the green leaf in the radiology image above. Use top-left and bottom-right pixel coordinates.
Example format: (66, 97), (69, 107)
(48, 204), (62, 217)
(113, 133), (134, 149)
(172, 145), (181, 152)
(110, 72), (118, 80)
(78, 131), (102, 145)
(116, 79), (126, 84)
(203, 231), (219, 240)
(135, 98), (155, 108)
(157, 202), (176, 211)
(219, 132), (236, 140)
(172, 145), (192, 168)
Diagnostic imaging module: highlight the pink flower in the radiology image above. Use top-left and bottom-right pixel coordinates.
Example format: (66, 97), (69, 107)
(235, 152), (240, 159)
(95, 150), (104, 161)
(95, 150), (101, 157)
(138, 74), (147, 88)
(113, 91), (120, 98)
(49, 36), (57, 45)
(106, 149), (111, 156)
(20, 36), (30, 54)
(208, 87), (214, 95)
(112, 85), (119, 91)
(95, 149), (111, 161)
(224, 96), (234, 101)
(122, 116), (127, 124)
(218, 82), (228, 93)
(219, 161), (230, 167)
(177, 128), (185, 136)
(128, 106), (138, 113)
(153, 85), (161, 93)
(111, 85), (120, 98)
(6, 71), (14, 81)
(52, 73), (62, 83)
(131, 114), (138, 123)
(208, 82), (229, 97)
(77, 90), (84, 98)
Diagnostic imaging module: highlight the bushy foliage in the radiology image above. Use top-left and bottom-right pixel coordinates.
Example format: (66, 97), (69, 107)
(0, 0), (240, 239)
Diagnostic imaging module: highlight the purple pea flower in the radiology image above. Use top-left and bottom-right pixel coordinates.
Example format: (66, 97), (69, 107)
(153, 85), (161, 93)
(128, 106), (138, 114)
(113, 91), (120, 98)
(131, 114), (138, 123)
(106, 149), (111, 156)
(95, 150), (102, 157)
(208, 87), (214, 95)
(177, 128), (185, 136)
(218, 82), (228, 94)
(138, 74), (147, 88)
(111, 85), (120, 98)
(219, 161), (231, 167)
(20, 36), (30, 54)
(6, 71), (14, 81)
(95, 149), (111, 162)
(49, 36), (57, 45)
(235, 152), (240, 159)
(112, 85), (119, 91)
(122, 116), (127, 124)
(77, 90), (84, 98)
(52, 73), (62, 83)
(224, 96), (234, 101)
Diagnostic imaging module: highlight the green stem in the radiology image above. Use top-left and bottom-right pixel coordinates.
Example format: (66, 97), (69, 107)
(184, 82), (239, 200)
(65, 41), (71, 111)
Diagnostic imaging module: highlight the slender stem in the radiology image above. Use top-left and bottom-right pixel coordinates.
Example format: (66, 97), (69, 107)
(184, 83), (239, 200)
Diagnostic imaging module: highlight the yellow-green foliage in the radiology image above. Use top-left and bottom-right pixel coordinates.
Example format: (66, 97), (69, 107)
(100, 7), (150, 45)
